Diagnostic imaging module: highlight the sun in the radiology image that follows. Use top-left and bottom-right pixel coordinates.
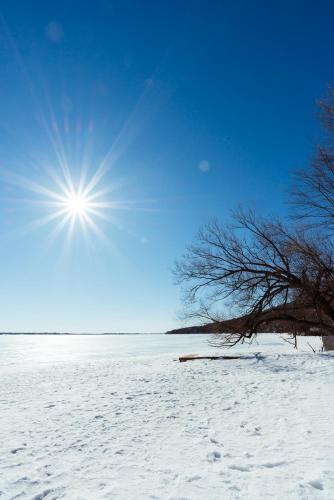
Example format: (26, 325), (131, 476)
(64, 192), (90, 217)
(4, 163), (117, 244)
(3, 134), (151, 245)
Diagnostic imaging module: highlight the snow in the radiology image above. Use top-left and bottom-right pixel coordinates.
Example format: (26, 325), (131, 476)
(0, 334), (334, 499)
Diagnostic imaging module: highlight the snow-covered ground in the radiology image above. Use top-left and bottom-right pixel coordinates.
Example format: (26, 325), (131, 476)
(0, 334), (333, 499)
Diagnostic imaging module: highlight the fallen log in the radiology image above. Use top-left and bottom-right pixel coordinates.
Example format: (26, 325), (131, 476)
(178, 354), (241, 363)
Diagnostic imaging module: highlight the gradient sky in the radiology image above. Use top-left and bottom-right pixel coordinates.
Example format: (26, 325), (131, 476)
(1, 1), (334, 333)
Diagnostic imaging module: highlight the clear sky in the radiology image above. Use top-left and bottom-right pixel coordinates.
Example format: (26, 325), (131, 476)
(1, 1), (334, 333)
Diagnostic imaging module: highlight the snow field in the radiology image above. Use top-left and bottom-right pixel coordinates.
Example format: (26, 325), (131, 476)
(0, 336), (333, 499)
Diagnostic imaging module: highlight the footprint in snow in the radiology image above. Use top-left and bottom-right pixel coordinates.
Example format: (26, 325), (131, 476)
(187, 475), (201, 482)
(229, 464), (251, 472)
(207, 451), (221, 462)
(209, 430), (220, 444)
(31, 489), (53, 500)
(11, 447), (25, 454)
(261, 461), (286, 468)
(309, 479), (324, 490)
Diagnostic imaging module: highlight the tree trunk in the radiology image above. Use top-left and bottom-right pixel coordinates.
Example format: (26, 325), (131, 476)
(322, 335), (334, 351)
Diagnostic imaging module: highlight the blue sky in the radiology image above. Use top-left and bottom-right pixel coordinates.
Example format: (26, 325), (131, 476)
(1, 1), (334, 332)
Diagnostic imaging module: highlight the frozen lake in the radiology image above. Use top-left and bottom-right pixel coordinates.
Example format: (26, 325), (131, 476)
(0, 333), (324, 368)
(0, 332), (333, 499)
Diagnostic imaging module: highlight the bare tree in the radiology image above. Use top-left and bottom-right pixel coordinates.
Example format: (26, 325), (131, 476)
(175, 89), (334, 347)
(175, 210), (334, 346)
(293, 87), (334, 230)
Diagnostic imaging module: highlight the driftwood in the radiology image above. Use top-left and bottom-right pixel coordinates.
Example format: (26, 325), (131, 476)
(178, 354), (241, 363)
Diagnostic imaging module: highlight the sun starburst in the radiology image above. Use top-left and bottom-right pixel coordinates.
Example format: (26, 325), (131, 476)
(2, 158), (123, 246)
(2, 154), (155, 250)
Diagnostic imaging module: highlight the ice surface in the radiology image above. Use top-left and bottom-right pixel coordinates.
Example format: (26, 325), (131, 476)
(0, 334), (333, 499)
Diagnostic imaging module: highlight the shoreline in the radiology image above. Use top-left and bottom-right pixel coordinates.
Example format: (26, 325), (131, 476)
(0, 332), (163, 336)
